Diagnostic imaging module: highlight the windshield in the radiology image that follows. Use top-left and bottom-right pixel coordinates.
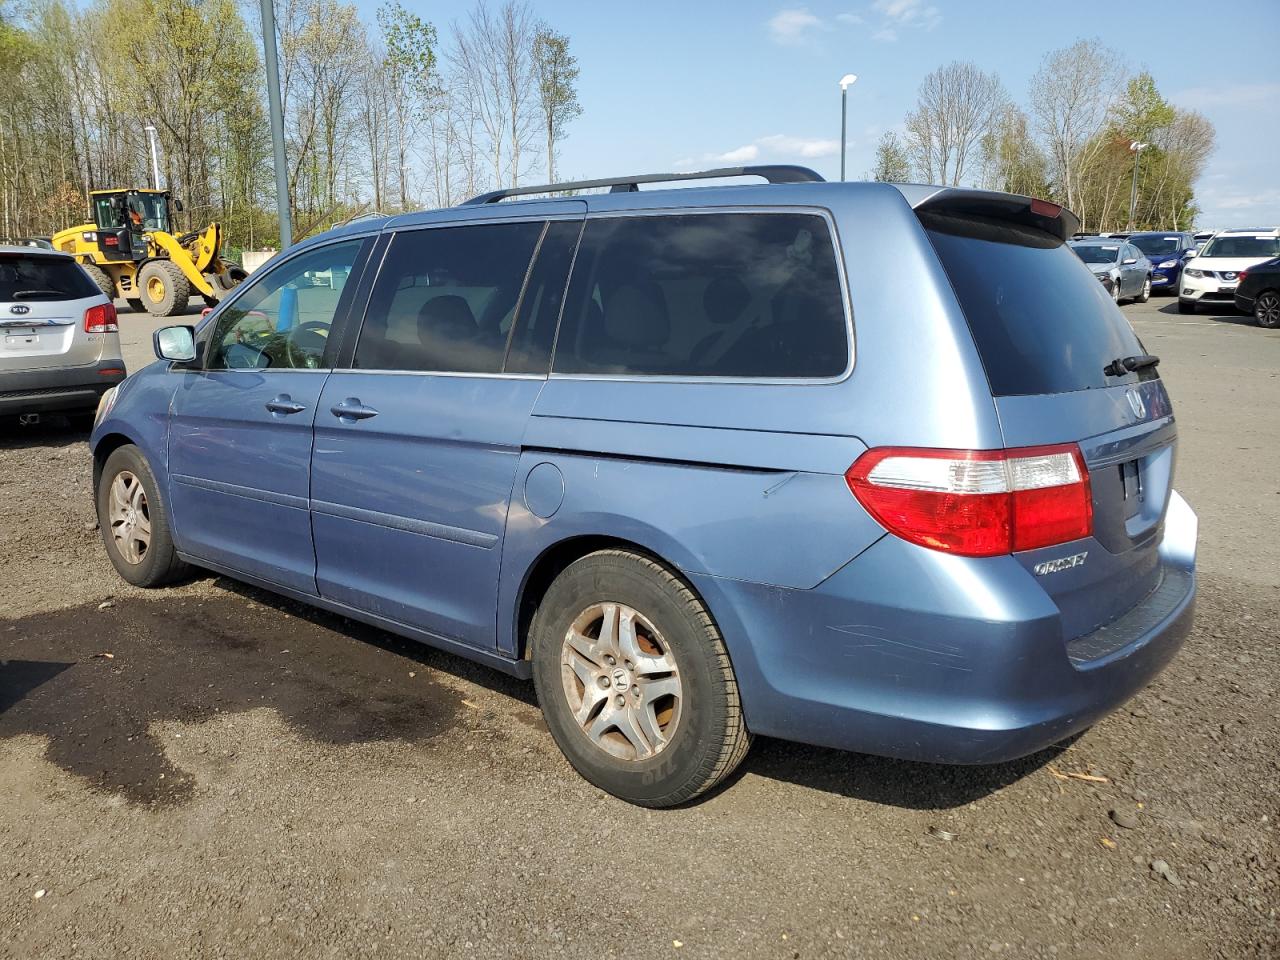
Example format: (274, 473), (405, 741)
(1072, 244), (1120, 265)
(1199, 235), (1280, 259)
(924, 213), (1150, 396)
(129, 194), (170, 232)
(1130, 235), (1180, 257)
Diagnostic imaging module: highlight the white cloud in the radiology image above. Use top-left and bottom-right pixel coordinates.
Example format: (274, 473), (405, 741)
(873, 0), (942, 27)
(757, 134), (842, 159)
(767, 7), (824, 45)
(715, 144), (762, 164)
(1172, 83), (1280, 111)
(872, 27), (897, 42)
(835, 12), (864, 25)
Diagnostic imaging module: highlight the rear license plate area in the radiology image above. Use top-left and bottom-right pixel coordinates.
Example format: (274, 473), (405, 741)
(4, 329), (38, 347)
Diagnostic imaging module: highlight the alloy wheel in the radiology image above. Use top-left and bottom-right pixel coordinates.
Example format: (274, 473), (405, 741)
(108, 470), (151, 564)
(1256, 291), (1280, 328)
(560, 601), (682, 761)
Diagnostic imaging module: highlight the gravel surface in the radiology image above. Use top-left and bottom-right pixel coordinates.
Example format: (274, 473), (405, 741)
(1, 298), (1277, 959)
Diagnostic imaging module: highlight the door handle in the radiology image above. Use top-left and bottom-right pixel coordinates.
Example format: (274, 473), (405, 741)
(330, 397), (379, 422)
(265, 394), (307, 415)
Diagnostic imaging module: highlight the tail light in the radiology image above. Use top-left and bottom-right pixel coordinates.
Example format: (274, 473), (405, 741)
(84, 302), (118, 334)
(1238, 271), (1248, 282)
(845, 444), (1093, 557)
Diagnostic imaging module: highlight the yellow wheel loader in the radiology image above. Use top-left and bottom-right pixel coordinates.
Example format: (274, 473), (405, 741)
(51, 188), (247, 316)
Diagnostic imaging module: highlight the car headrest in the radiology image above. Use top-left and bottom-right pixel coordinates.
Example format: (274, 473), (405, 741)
(703, 276), (750, 326)
(604, 283), (669, 349)
(418, 294), (477, 343)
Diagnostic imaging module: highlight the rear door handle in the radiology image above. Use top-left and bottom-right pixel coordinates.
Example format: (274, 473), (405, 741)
(265, 394), (307, 415)
(330, 398), (379, 422)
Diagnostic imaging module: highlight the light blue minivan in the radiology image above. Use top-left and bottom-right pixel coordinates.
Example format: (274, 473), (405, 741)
(91, 167), (1197, 806)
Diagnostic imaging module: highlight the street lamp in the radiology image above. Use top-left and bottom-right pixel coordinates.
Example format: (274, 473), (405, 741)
(1128, 140), (1149, 230)
(839, 73), (858, 182)
(144, 125), (161, 190)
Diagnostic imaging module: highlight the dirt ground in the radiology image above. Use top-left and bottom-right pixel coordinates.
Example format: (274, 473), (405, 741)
(1, 298), (1277, 959)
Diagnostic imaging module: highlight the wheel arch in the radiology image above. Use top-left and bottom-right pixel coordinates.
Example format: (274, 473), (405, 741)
(91, 430), (141, 493)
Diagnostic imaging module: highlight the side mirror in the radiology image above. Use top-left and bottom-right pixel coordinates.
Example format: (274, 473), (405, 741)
(173, 198), (185, 212)
(154, 324), (196, 363)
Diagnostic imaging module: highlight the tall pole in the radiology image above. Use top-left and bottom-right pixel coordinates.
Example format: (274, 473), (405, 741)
(840, 87), (848, 182)
(144, 125), (161, 190)
(260, 0), (292, 248)
(1128, 141), (1147, 231)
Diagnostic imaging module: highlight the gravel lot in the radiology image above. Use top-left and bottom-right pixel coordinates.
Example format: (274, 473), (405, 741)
(2, 298), (1277, 959)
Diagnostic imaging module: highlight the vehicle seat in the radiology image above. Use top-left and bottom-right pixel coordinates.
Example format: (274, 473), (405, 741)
(691, 276), (751, 366)
(598, 282), (670, 372)
(417, 294), (484, 372)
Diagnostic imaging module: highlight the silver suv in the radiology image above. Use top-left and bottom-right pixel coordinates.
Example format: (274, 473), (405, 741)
(0, 246), (124, 428)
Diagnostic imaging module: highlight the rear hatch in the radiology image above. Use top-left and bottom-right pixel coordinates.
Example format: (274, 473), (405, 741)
(918, 195), (1174, 641)
(0, 252), (104, 372)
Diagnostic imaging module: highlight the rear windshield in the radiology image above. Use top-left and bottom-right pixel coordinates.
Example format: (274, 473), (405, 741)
(1129, 235), (1181, 257)
(0, 254), (99, 301)
(923, 213), (1150, 396)
(1199, 235), (1280, 259)
(1072, 244), (1120, 264)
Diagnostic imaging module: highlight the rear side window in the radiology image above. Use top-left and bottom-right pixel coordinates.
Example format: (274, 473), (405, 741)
(923, 213), (1151, 396)
(0, 255), (99, 301)
(355, 221), (544, 374)
(552, 212), (849, 378)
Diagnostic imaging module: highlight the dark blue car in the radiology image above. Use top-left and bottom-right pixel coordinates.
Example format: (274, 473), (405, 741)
(88, 169), (1198, 807)
(1127, 231), (1198, 295)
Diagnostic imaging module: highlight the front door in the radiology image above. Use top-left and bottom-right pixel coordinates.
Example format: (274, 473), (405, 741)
(310, 213), (583, 649)
(167, 237), (371, 593)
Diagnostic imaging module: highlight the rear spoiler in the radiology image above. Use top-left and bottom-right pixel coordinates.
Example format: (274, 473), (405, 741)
(891, 184), (1081, 242)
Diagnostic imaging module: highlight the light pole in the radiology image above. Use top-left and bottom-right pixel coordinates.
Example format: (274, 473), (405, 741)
(839, 74), (858, 182)
(144, 125), (161, 190)
(1128, 140), (1148, 230)
(259, 0), (292, 248)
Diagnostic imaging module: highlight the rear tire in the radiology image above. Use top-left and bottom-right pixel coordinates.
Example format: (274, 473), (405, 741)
(96, 444), (189, 587)
(137, 260), (191, 317)
(82, 263), (116, 301)
(1178, 298), (1196, 315)
(530, 550), (751, 807)
(1255, 290), (1280, 328)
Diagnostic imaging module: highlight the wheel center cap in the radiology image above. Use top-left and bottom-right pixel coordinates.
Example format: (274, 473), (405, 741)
(611, 667), (630, 692)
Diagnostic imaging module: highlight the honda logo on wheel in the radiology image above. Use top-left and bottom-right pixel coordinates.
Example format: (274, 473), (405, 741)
(9, 304), (30, 315)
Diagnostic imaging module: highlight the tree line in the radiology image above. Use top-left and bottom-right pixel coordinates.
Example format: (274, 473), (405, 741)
(868, 39), (1215, 232)
(0, 0), (581, 253)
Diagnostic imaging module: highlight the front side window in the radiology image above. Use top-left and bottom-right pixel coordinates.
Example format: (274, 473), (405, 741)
(354, 221), (544, 374)
(204, 239), (363, 370)
(552, 212), (849, 379)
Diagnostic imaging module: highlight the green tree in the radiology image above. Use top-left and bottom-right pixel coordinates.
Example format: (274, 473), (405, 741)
(377, 0), (438, 209)
(532, 25), (580, 184)
(867, 131), (911, 182)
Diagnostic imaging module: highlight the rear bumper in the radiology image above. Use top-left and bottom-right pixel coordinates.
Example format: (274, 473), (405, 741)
(0, 361), (126, 416)
(693, 492), (1197, 765)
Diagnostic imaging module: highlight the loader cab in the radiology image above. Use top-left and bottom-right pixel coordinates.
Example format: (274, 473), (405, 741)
(90, 189), (172, 261)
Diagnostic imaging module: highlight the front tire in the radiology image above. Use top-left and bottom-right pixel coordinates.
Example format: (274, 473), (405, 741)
(96, 445), (189, 587)
(1253, 290), (1280, 328)
(137, 260), (192, 317)
(530, 550), (751, 807)
(1138, 276), (1151, 303)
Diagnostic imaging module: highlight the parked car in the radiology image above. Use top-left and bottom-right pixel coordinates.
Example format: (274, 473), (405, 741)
(1192, 230), (1216, 251)
(1180, 228), (1280, 313)
(1, 245), (125, 428)
(18, 236), (54, 250)
(1126, 231), (1197, 295)
(89, 169), (1198, 807)
(1068, 239), (1152, 302)
(1233, 256), (1280, 328)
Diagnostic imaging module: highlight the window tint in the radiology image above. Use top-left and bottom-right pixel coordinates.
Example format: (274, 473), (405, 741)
(0, 254), (99, 301)
(924, 213), (1152, 396)
(354, 221), (544, 374)
(504, 220), (582, 374)
(205, 240), (363, 370)
(552, 213), (848, 378)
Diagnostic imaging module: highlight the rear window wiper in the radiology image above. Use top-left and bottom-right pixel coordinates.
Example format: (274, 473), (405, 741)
(13, 289), (68, 299)
(1104, 354), (1160, 378)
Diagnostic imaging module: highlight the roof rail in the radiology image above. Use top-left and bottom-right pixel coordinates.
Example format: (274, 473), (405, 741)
(459, 165), (825, 205)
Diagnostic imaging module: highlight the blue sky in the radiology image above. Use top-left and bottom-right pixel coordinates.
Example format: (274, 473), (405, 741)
(359, 0), (1280, 226)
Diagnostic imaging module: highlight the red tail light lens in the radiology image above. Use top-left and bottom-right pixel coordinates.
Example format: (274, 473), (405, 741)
(845, 444), (1093, 557)
(84, 302), (118, 334)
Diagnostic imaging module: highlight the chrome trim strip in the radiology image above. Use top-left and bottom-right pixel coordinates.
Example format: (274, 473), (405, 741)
(309, 499), (498, 548)
(171, 474), (309, 510)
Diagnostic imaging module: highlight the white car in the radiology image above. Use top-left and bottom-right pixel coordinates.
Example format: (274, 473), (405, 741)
(1179, 229), (1280, 314)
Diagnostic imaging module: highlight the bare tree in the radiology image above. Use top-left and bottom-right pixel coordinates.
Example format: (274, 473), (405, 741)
(1028, 39), (1126, 215)
(532, 24), (580, 184)
(903, 61), (1006, 186)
